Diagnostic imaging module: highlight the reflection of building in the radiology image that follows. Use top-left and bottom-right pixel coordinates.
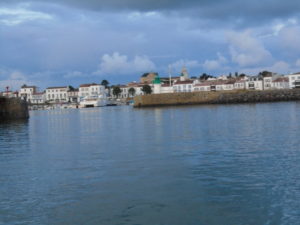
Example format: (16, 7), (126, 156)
(288, 73), (300, 89)
(46, 86), (70, 103)
(20, 85), (37, 102)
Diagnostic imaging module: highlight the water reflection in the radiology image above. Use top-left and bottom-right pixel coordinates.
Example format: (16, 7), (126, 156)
(1, 103), (300, 225)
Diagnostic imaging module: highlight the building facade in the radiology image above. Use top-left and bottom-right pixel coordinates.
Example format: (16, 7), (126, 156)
(288, 73), (300, 89)
(19, 85), (37, 102)
(46, 86), (70, 103)
(79, 84), (105, 100)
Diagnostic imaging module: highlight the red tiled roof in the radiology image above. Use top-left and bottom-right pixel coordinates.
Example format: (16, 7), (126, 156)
(79, 83), (99, 87)
(47, 86), (68, 89)
(174, 80), (194, 85)
(273, 77), (288, 82)
(32, 92), (44, 95)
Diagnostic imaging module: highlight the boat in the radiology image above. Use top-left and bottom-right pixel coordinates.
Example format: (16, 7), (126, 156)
(79, 95), (107, 108)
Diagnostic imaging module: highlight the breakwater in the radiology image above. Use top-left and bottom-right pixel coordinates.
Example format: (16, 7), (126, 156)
(134, 89), (300, 107)
(0, 97), (29, 120)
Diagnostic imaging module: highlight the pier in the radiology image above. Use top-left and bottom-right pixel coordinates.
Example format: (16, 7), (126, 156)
(0, 97), (29, 121)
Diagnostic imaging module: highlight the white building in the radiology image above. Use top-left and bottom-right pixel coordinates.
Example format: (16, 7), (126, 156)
(246, 76), (264, 90)
(31, 92), (46, 104)
(67, 89), (79, 103)
(173, 80), (194, 92)
(79, 83), (105, 100)
(263, 75), (274, 90)
(194, 82), (211, 92)
(46, 86), (70, 103)
(272, 77), (289, 89)
(126, 83), (144, 96)
(287, 73), (300, 89)
(234, 80), (246, 90)
(19, 85), (37, 102)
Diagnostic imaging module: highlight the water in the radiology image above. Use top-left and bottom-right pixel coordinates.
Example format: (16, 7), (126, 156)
(1, 102), (300, 225)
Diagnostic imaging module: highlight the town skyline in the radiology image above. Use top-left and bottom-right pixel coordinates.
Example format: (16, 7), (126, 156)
(1, 0), (300, 89)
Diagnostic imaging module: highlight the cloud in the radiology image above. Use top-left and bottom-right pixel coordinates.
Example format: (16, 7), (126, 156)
(203, 52), (227, 71)
(2, 0), (300, 28)
(0, 5), (53, 26)
(240, 60), (292, 75)
(94, 52), (156, 75)
(227, 30), (273, 67)
(169, 59), (201, 73)
(278, 26), (300, 52)
(63, 71), (86, 79)
(0, 69), (31, 90)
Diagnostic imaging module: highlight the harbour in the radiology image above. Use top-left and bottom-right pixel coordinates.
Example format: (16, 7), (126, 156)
(1, 102), (300, 225)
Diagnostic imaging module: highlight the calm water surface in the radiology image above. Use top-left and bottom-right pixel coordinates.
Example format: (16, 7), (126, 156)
(1, 103), (300, 225)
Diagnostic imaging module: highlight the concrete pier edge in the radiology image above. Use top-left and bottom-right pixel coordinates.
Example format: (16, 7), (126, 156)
(133, 89), (300, 107)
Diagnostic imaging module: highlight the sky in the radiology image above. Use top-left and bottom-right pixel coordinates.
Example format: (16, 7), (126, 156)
(1, 0), (300, 90)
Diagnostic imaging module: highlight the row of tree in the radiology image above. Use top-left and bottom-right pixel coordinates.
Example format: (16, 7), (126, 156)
(100, 79), (152, 98)
(112, 84), (152, 98)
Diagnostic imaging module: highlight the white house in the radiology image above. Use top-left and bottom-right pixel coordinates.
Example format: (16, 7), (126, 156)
(31, 92), (46, 104)
(19, 85), (37, 102)
(46, 86), (70, 103)
(287, 73), (300, 89)
(67, 89), (79, 103)
(194, 82), (211, 92)
(246, 76), (264, 90)
(79, 83), (105, 99)
(234, 80), (246, 90)
(173, 80), (194, 92)
(272, 77), (289, 89)
(126, 83), (144, 96)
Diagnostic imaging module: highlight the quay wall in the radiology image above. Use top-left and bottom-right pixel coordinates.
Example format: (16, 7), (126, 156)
(133, 89), (300, 107)
(0, 97), (29, 120)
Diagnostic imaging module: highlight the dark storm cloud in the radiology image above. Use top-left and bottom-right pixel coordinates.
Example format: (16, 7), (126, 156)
(3, 0), (300, 24)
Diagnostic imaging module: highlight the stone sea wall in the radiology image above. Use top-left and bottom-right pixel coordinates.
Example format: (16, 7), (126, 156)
(134, 89), (300, 107)
(0, 97), (29, 120)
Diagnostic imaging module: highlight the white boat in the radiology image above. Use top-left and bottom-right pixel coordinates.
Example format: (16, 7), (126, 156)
(79, 95), (107, 108)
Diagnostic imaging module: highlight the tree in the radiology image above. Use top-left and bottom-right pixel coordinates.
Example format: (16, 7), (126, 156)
(128, 87), (136, 97)
(199, 73), (214, 80)
(141, 84), (152, 95)
(259, 71), (272, 77)
(101, 80), (109, 88)
(112, 86), (122, 98)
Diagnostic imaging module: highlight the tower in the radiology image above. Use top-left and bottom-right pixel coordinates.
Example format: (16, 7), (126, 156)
(180, 66), (189, 81)
(153, 74), (162, 94)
